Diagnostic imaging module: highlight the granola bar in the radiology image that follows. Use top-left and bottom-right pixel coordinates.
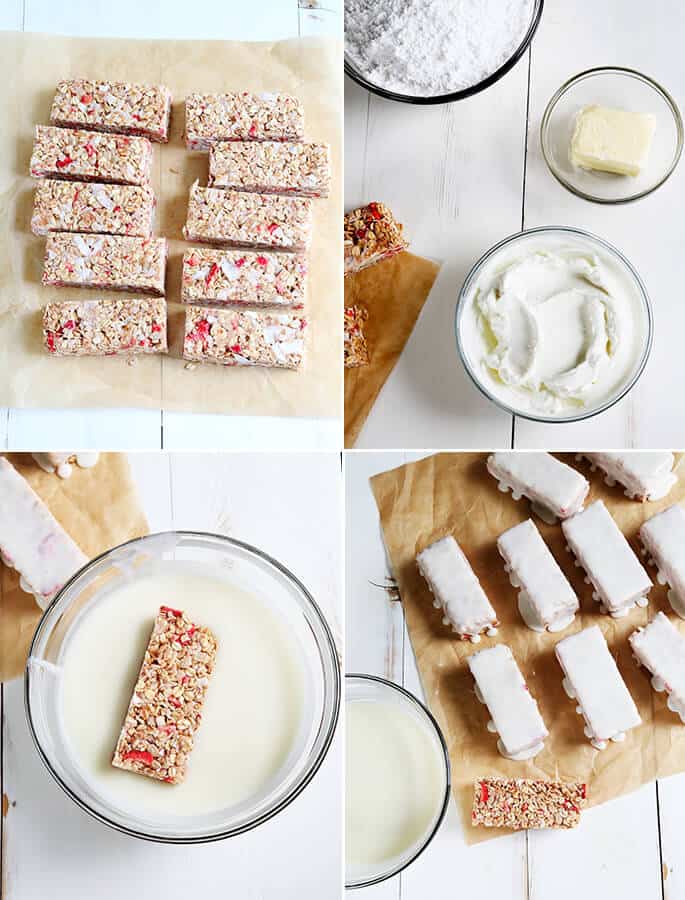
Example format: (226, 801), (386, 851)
(344, 202), (409, 275)
(630, 612), (685, 723)
(30, 125), (153, 186)
(31, 180), (155, 238)
(344, 305), (369, 367)
(579, 452), (677, 502)
(472, 778), (587, 830)
(183, 183), (312, 252)
(50, 78), (172, 142)
(43, 297), (167, 356)
(181, 248), (306, 307)
(184, 305), (306, 370)
(185, 91), (304, 150)
(208, 141), (330, 198)
(112, 606), (218, 784)
(43, 233), (167, 296)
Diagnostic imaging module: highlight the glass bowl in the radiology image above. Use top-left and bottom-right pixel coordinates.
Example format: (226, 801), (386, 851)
(344, 0), (544, 105)
(541, 67), (683, 203)
(25, 531), (340, 843)
(345, 674), (450, 890)
(455, 226), (653, 424)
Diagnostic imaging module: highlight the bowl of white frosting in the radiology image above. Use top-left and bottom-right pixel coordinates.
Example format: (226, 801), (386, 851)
(455, 226), (653, 422)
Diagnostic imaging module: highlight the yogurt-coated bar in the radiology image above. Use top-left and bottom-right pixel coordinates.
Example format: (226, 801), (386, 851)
(112, 606), (218, 784)
(487, 452), (589, 523)
(630, 612), (685, 723)
(209, 141), (331, 198)
(468, 644), (548, 761)
(181, 248), (306, 307)
(556, 625), (641, 749)
(30, 125), (153, 186)
(640, 504), (685, 619)
(183, 183), (312, 252)
(344, 202), (409, 275)
(580, 452), (677, 501)
(50, 78), (172, 142)
(0, 457), (87, 608)
(185, 91), (304, 150)
(562, 500), (652, 617)
(416, 535), (498, 642)
(472, 778), (587, 830)
(32, 452), (99, 479)
(183, 306), (306, 370)
(497, 519), (579, 633)
(44, 297), (167, 356)
(31, 180), (155, 238)
(43, 233), (167, 296)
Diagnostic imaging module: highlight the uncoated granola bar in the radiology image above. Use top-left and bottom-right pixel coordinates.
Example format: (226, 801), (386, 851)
(31, 180), (155, 238)
(344, 306), (369, 367)
(30, 125), (153, 186)
(112, 606), (218, 784)
(183, 182), (312, 252)
(208, 141), (331, 198)
(50, 78), (172, 142)
(43, 233), (167, 296)
(181, 248), (307, 307)
(472, 778), (587, 830)
(185, 91), (304, 150)
(43, 296), (167, 356)
(344, 202), (409, 275)
(184, 305), (306, 370)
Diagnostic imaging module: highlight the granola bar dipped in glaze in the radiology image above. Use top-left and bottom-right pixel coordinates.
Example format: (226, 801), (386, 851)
(472, 778), (587, 830)
(185, 91), (304, 150)
(31, 180), (155, 238)
(487, 452), (589, 524)
(630, 612), (685, 723)
(640, 504), (685, 618)
(579, 452), (678, 502)
(30, 125), (153, 186)
(50, 78), (172, 142)
(209, 141), (330, 198)
(181, 248), (306, 307)
(344, 305), (370, 368)
(43, 297), (167, 356)
(344, 202), (409, 275)
(112, 606), (218, 784)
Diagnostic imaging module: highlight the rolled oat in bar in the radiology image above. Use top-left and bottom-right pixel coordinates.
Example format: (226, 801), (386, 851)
(50, 78), (172, 142)
(30, 125), (153, 186)
(185, 91), (304, 150)
(344, 305), (369, 367)
(43, 296), (167, 356)
(344, 202), (409, 275)
(183, 305), (306, 370)
(181, 248), (306, 307)
(112, 606), (218, 784)
(209, 141), (330, 198)
(183, 183), (312, 252)
(472, 778), (587, 830)
(31, 180), (155, 238)
(43, 233), (167, 296)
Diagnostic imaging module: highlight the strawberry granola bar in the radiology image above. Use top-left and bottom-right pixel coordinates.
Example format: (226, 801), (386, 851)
(43, 296), (167, 356)
(344, 202), (409, 275)
(31, 180), (155, 238)
(184, 306), (306, 370)
(185, 91), (304, 150)
(344, 305), (369, 367)
(182, 248), (307, 307)
(112, 606), (218, 784)
(50, 78), (172, 142)
(183, 183), (312, 252)
(30, 125), (153, 186)
(43, 233), (167, 296)
(472, 778), (587, 830)
(208, 141), (331, 198)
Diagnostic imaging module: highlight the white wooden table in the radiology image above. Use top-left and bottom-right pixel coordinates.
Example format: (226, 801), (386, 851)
(0, 0), (341, 452)
(1, 451), (342, 899)
(345, 0), (685, 450)
(346, 451), (685, 900)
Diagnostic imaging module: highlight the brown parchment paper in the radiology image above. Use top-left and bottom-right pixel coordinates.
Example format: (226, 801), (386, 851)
(0, 31), (342, 418)
(344, 252), (439, 447)
(0, 453), (148, 682)
(370, 451), (685, 844)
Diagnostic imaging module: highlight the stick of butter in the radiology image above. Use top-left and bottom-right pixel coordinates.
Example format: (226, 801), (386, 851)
(570, 105), (656, 176)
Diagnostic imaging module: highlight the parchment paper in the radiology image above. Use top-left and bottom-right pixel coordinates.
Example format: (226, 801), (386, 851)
(344, 252), (440, 447)
(0, 31), (342, 418)
(0, 453), (148, 682)
(370, 452), (685, 843)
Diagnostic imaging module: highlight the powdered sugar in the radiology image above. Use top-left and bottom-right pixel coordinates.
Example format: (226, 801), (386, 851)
(345, 0), (536, 97)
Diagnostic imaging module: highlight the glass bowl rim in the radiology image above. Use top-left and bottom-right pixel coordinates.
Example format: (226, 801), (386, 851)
(25, 529), (341, 845)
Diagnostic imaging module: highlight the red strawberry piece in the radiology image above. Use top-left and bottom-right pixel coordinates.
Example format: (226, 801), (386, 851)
(206, 262), (219, 287)
(267, 222), (279, 234)
(152, 323), (162, 333)
(256, 256), (268, 266)
(161, 605), (183, 617)
(181, 675), (190, 684)
(479, 781), (489, 803)
(65, 262), (74, 274)
(248, 122), (257, 138)
(235, 257), (246, 268)
(133, 113), (141, 122)
(63, 320), (75, 330)
(355, 228), (367, 240)
(113, 205), (121, 214)
(46, 332), (56, 352)
(581, 784), (587, 799)
(169, 696), (182, 709)
(164, 776), (175, 783)
(80, 93), (93, 104)
(56, 156), (74, 169)
(187, 254), (198, 266)
(122, 750), (153, 766)
(368, 202), (381, 220)
(85, 143), (96, 158)
(230, 344), (242, 354)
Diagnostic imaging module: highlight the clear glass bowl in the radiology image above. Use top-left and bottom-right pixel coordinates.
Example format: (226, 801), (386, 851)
(345, 674), (450, 890)
(455, 226), (653, 424)
(25, 531), (340, 843)
(541, 67), (683, 203)
(344, 0), (544, 105)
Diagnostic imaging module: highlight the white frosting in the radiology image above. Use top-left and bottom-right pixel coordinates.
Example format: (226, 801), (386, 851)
(641, 505), (685, 619)
(582, 452), (677, 501)
(630, 612), (685, 723)
(487, 452), (589, 520)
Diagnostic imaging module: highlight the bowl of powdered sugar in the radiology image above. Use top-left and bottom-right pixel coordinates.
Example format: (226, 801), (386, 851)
(345, 0), (543, 104)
